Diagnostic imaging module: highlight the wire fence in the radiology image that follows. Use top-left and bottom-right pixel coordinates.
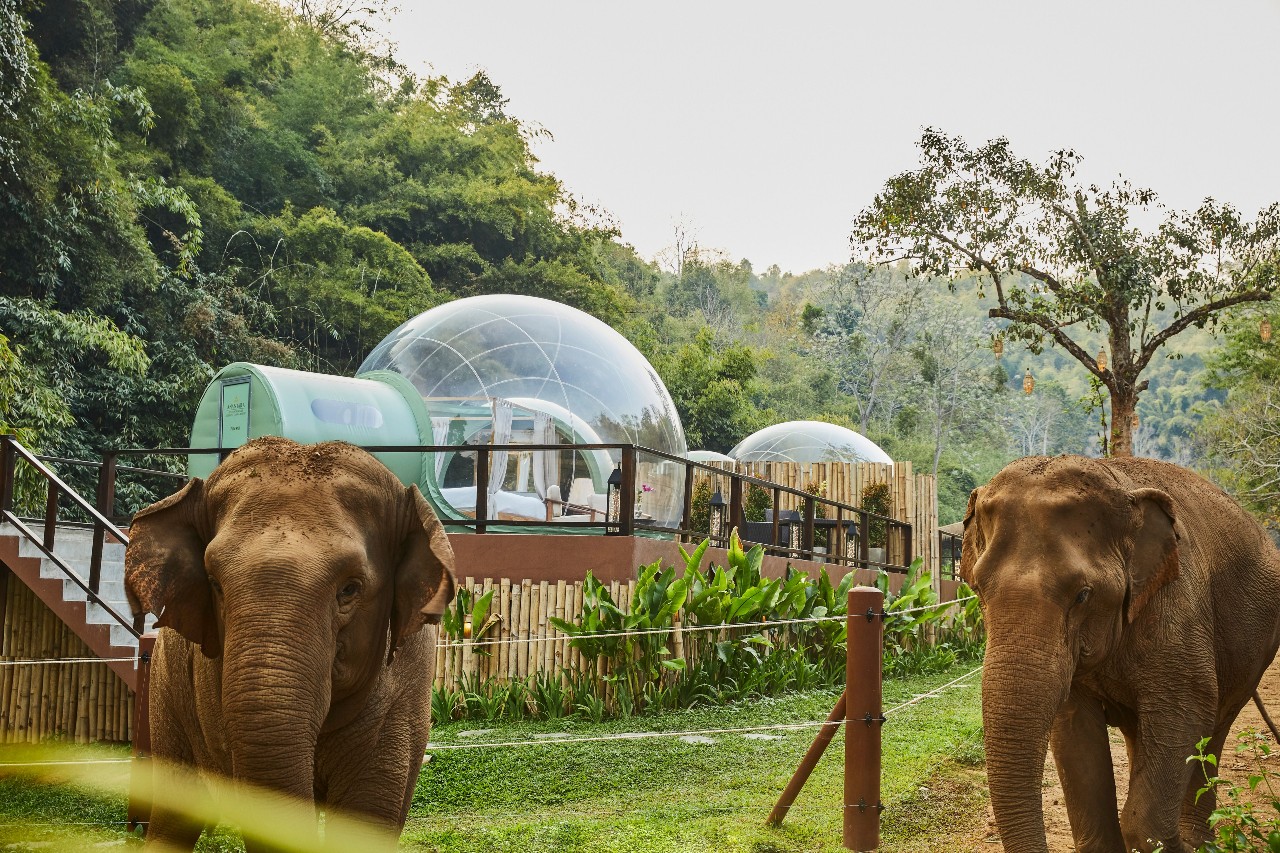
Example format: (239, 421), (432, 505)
(0, 597), (977, 664)
(435, 596), (977, 650)
(0, 664), (985, 767)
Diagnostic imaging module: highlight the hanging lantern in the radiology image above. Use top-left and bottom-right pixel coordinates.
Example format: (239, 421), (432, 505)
(1262, 318), (1273, 343)
(1096, 348), (1108, 372)
(992, 335), (1004, 358)
(1130, 412), (1140, 428)
(709, 489), (726, 542)
(1023, 368), (1035, 395)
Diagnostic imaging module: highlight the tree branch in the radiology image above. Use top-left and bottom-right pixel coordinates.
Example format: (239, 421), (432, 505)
(1137, 288), (1275, 373)
(988, 305), (1108, 386)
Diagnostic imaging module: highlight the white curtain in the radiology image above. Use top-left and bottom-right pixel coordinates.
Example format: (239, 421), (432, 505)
(531, 412), (559, 500)
(487, 400), (513, 519)
(431, 417), (451, 479)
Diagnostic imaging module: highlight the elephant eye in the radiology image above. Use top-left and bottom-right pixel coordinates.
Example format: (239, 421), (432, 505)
(1075, 588), (1091, 606)
(338, 580), (362, 602)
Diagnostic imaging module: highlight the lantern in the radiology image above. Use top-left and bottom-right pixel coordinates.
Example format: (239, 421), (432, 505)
(1023, 368), (1035, 395)
(992, 336), (1004, 358)
(785, 510), (803, 557)
(606, 467), (623, 529)
(1131, 412), (1140, 428)
(1262, 318), (1273, 344)
(709, 489), (726, 542)
(1096, 348), (1108, 372)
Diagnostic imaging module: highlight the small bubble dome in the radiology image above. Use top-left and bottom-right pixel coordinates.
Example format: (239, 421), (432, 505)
(358, 295), (687, 528)
(730, 420), (892, 465)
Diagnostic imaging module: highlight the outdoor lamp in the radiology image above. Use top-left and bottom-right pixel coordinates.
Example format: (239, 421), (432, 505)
(1023, 368), (1035, 395)
(992, 336), (1004, 358)
(1096, 348), (1107, 372)
(606, 467), (622, 528)
(1262, 318), (1272, 343)
(1131, 412), (1140, 428)
(786, 510), (802, 557)
(844, 522), (860, 562)
(709, 489), (726, 541)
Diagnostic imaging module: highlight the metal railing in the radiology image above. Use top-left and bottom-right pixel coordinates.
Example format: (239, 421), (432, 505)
(2, 438), (915, 575)
(0, 435), (138, 638)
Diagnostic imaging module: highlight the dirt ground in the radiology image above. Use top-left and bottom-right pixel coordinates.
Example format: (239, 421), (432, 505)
(954, 650), (1280, 850)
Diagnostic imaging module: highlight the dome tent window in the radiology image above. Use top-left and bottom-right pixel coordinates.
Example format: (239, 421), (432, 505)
(357, 295), (687, 529)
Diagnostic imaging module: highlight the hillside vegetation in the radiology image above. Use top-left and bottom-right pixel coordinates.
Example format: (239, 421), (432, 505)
(0, 0), (1239, 523)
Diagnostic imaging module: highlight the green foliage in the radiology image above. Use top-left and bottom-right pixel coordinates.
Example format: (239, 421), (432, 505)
(649, 326), (761, 452)
(743, 482), (772, 523)
(1153, 732), (1280, 853)
(860, 482), (891, 547)
(851, 128), (1280, 455)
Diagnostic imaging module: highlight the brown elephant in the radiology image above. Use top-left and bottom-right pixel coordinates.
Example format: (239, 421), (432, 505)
(125, 436), (456, 851)
(962, 455), (1280, 853)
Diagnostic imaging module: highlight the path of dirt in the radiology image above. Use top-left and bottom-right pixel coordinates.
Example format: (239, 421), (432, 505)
(952, 650), (1280, 850)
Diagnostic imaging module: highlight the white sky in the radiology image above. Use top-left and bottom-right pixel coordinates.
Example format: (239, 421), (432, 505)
(388, 0), (1280, 274)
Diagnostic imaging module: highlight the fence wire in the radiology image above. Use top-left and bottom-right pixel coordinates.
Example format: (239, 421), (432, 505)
(436, 595), (977, 650)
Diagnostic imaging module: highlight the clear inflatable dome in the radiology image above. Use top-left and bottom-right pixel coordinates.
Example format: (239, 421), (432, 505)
(358, 295), (687, 528)
(730, 420), (892, 465)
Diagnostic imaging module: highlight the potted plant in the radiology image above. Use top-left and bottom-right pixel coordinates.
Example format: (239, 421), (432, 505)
(860, 482), (891, 566)
(803, 479), (829, 560)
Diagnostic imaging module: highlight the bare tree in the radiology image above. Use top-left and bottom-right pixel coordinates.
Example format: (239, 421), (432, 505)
(811, 264), (924, 434)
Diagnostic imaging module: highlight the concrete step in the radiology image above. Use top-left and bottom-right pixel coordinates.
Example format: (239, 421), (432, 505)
(18, 534), (125, 563)
(66, 578), (124, 603)
(40, 557), (124, 584)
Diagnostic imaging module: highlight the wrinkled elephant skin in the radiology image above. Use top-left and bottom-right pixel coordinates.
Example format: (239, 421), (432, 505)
(125, 436), (457, 851)
(963, 455), (1280, 853)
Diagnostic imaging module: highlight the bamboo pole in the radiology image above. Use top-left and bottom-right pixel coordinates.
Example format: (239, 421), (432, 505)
(554, 580), (567, 683)
(498, 578), (511, 683)
(518, 580), (531, 680)
(537, 581), (550, 677)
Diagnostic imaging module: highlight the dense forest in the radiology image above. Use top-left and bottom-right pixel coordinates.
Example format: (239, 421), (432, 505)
(0, 0), (1269, 523)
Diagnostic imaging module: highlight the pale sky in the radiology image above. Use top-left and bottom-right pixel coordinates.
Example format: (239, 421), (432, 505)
(389, 1), (1280, 274)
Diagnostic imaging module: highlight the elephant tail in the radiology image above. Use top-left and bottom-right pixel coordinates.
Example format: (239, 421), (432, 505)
(1253, 691), (1280, 743)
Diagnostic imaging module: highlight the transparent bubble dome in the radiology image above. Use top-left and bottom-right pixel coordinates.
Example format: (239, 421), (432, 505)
(358, 295), (687, 526)
(730, 420), (892, 465)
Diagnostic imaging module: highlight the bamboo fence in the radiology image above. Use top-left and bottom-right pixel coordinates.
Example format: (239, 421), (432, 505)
(699, 461), (939, 579)
(0, 579), (132, 744)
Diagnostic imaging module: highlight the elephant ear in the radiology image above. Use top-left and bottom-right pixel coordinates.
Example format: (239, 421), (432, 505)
(958, 487), (985, 585)
(389, 485), (457, 664)
(125, 478), (221, 658)
(1124, 487), (1180, 624)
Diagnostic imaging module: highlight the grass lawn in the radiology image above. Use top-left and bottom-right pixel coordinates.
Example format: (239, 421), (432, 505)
(0, 663), (984, 852)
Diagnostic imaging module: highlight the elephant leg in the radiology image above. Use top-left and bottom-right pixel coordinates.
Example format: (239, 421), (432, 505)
(1178, 724), (1230, 847)
(1050, 692), (1125, 853)
(1121, 721), (1208, 853)
(143, 759), (210, 851)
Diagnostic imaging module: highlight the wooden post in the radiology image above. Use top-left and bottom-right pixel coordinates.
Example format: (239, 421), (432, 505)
(90, 453), (118, 595)
(0, 435), (15, 514)
(475, 450), (489, 535)
(767, 691), (846, 826)
(845, 587), (883, 851)
(128, 632), (158, 832)
(619, 446), (636, 537)
(681, 461), (695, 540)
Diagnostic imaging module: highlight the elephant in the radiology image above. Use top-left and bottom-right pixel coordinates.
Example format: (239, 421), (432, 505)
(962, 455), (1280, 853)
(124, 436), (457, 850)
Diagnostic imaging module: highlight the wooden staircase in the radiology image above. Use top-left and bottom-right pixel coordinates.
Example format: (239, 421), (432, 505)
(0, 436), (153, 690)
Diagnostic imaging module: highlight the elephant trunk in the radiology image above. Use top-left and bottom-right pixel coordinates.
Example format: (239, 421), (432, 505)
(981, 617), (1074, 853)
(220, 613), (333, 805)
